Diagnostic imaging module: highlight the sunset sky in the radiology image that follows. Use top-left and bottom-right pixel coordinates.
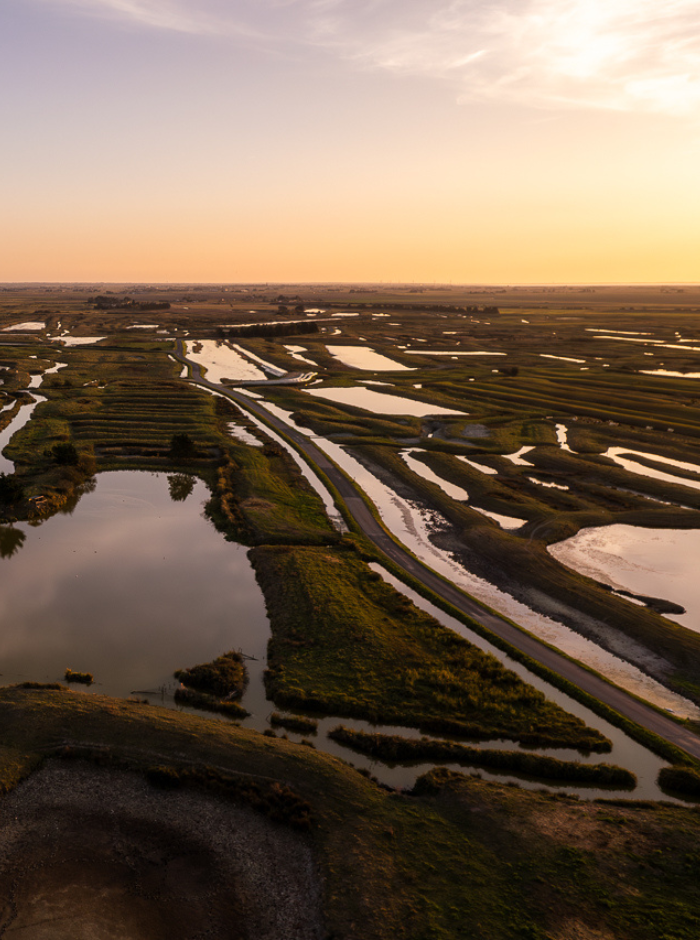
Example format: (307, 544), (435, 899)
(2, 0), (699, 283)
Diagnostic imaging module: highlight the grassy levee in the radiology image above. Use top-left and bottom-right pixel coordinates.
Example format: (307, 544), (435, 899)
(354, 440), (700, 702)
(328, 727), (637, 788)
(263, 386), (423, 440)
(4, 690), (700, 940)
(440, 372), (700, 437)
(352, 541), (700, 769)
(0, 744), (41, 795)
(206, 398), (340, 545)
(251, 544), (610, 751)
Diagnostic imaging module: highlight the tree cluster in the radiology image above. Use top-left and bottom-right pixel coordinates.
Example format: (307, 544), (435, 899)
(325, 302), (500, 315)
(216, 322), (320, 340)
(88, 296), (171, 311)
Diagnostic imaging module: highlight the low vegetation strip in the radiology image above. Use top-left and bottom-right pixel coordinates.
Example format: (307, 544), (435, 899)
(269, 712), (318, 735)
(329, 727), (636, 788)
(658, 766), (700, 799)
(252, 544), (611, 751)
(173, 687), (250, 719)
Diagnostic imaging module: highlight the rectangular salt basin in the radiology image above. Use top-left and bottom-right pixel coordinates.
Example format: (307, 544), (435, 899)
(185, 340), (267, 382)
(540, 355), (586, 363)
(57, 336), (107, 347)
(325, 345), (413, 371)
(2, 322), (45, 332)
(306, 386), (466, 416)
(403, 350), (506, 356)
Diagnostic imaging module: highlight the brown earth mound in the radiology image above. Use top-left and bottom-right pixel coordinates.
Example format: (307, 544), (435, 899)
(0, 761), (322, 940)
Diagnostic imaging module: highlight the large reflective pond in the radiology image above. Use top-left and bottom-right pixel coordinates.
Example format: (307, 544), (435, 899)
(0, 472), (270, 699)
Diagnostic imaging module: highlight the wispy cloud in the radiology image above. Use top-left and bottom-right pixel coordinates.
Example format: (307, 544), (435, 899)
(43, 0), (700, 115)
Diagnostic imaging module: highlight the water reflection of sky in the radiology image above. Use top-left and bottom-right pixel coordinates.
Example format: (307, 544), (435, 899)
(0, 472), (270, 697)
(549, 525), (700, 637)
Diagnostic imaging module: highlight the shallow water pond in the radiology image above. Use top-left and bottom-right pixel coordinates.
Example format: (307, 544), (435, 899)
(549, 524), (700, 635)
(0, 472), (271, 700)
(325, 345), (413, 371)
(184, 340), (267, 383)
(306, 386), (466, 417)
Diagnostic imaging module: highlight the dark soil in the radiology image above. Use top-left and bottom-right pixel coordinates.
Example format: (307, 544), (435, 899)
(0, 761), (322, 940)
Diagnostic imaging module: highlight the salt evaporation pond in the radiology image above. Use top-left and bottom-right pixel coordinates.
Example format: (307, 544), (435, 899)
(549, 525), (700, 636)
(57, 336), (107, 347)
(325, 345), (413, 371)
(2, 322), (45, 332)
(400, 450), (526, 528)
(472, 507), (526, 530)
(400, 450), (469, 501)
(456, 456), (498, 476)
(601, 447), (700, 493)
(284, 345), (317, 366)
(541, 355), (586, 363)
(404, 350), (505, 357)
(257, 400), (698, 718)
(184, 340), (266, 383)
(0, 472), (272, 704)
(640, 370), (700, 379)
(306, 386), (466, 417)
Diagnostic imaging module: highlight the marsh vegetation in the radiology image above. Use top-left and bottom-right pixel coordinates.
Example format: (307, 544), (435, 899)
(3, 284), (700, 936)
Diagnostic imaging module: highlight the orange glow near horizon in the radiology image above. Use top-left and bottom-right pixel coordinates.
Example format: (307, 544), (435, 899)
(1, 0), (699, 284)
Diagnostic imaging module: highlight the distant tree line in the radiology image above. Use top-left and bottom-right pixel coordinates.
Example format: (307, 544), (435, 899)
(216, 322), (320, 340)
(324, 302), (500, 315)
(87, 296), (171, 311)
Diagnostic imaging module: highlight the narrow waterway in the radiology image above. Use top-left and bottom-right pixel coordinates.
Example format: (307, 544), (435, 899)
(256, 398), (700, 720)
(2, 354), (696, 803)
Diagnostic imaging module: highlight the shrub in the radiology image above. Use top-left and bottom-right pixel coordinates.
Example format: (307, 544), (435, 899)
(52, 442), (79, 465)
(174, 650), (246, 699)
(64, 668), (94, 685)
(0, 473), (24, 504)
(170, 432), (196, 460)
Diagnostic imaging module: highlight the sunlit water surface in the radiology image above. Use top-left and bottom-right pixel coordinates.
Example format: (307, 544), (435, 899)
(549, 525), (700, 636)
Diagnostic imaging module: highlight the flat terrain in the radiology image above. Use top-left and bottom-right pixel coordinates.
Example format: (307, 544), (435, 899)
(1, 688), (700, 940)
(3, 283), (700, 937)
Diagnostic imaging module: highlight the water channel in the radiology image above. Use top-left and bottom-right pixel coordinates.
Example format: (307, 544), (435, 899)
(0, 468), (677, 803)
(0, 355), (697, 804)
